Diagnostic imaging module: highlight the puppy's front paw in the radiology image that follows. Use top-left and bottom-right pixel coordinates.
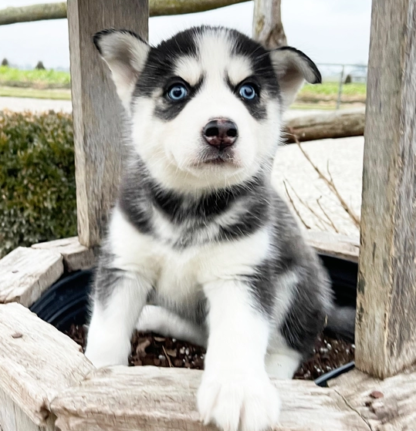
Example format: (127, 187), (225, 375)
(197, 370), (280, 431)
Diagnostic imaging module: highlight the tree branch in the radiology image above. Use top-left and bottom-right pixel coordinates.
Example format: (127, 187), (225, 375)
(0, 0), (250, 26)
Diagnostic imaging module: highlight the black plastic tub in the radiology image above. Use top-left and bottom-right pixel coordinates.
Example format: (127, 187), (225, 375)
(30, 269), (93, 332)
(29, 254), (358, 385)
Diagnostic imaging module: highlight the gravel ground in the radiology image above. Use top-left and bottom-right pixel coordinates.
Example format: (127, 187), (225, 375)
(272, 135), (363, 237)
(0, 96), (72, 113)
(0, 96), (363, 237)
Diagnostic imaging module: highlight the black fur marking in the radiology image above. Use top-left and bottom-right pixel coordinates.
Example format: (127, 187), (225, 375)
(131, 26), (281, 122)
(118, 157), (270, 249)
(133, 29), (199, 97)
(154, 78), (204, 121)
(244, 262), (275, 317)
(93, 246), (126, 304)
(267, 194), (331, 357)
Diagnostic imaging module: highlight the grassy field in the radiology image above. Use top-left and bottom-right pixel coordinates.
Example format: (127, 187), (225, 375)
(0, 86), (71, 100)
(0, 66), (71, 88)
(300, 82), (366, 97)
(0, 66), (366, 102)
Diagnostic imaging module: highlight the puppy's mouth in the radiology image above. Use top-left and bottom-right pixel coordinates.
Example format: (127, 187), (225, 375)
(197, 147), (238, 167)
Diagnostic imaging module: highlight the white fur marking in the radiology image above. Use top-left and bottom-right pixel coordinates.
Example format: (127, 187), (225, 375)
(85, 274), (151, 367)
(137, 305), (207, 346)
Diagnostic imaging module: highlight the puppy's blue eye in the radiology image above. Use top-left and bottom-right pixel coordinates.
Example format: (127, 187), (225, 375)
(167, 84), (188, 101)
(239, 84), (257, 100)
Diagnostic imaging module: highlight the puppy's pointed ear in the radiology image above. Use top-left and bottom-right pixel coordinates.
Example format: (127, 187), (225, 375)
(93, 29), (150, 111)
(269, 47), (321, 111)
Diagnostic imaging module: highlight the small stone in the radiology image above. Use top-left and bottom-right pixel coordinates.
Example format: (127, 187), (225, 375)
(370, 390), (384, 399)
(12, 332), (23, 339)
(12, 269), (19, 273)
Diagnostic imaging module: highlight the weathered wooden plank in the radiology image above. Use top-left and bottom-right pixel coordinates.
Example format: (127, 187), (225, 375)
(0, 303), (94, 428)
(305, 230), (360, 263)
(0, 387), (55, 431)
(285, 108), (365, 143)
(67, 0), (149, 248)
(0, 247), (63, 307)
(0, 1), (250, 26)
(51, 366), (369, 431)
(253, 0), (287, 48)
(329, 367), (416, 430)
(356, 0), (416, 378)
(32, 237), (95, 272)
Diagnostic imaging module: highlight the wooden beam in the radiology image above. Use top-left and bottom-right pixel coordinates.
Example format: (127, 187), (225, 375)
(67, 0), (149, 248)
(356, 0), (416, 378)
(0, 387), (55, 431)
(253, 0), (287, 48)
(0, 247), (63, 307)
(329, 366), (416, 430)
(285, 108), (365, 143)
(0, 1), (250, 26)
(305, 230), (360, 263)
(0, 303), (94, 429)
(32, 237), (96, 272)
(51, 366), (369, 431)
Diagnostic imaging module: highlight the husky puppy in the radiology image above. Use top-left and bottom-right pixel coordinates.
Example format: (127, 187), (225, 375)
(86, 26), (339, 431)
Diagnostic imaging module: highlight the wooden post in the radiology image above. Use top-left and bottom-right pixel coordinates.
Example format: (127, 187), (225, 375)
(253, 0), (287, 49)
(67, 0), (149, 248)
(356, 0), (416, 378)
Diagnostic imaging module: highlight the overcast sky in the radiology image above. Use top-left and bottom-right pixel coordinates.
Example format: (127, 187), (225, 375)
(0, 0), (371, 70)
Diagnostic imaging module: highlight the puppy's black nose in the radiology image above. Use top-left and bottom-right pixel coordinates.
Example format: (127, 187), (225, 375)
(202, 119), (238, 150)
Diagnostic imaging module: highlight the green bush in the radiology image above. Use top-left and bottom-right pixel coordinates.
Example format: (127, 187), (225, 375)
(0, 111), (77, 258)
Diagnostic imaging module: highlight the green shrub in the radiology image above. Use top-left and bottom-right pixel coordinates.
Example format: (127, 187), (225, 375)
(0, 111), (76, 258)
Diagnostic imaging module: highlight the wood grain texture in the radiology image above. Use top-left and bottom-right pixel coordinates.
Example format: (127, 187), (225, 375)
(0, 303), (94, 427)
(67, 0), (149, 248)
(51, 366), (369, 431)
(32, 236), (95, 272)
(305, 230), (360, 263)
(0, 387), (55, 431)
(253, 0), (287, 48)
(356, 0), (416, 378)
(0, 2), (66, 25)
(0, 1), (250, 26)
(0, 247), (63, 307)
(285, 108), (365, 143)
(329, 367), (416, 430)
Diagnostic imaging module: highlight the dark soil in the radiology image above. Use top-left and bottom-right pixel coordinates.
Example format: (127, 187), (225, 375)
(66, 325), (354, 380)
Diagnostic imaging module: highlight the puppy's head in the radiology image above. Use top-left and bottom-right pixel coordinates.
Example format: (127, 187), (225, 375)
(94, 26), (320, 192)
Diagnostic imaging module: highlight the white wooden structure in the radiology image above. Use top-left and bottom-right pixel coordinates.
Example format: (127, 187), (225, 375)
(1, 0), (416, 429)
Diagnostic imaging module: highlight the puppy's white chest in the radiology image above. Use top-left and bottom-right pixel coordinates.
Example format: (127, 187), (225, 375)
(110, 208), (201, 299)
(155, 251), (201, 301)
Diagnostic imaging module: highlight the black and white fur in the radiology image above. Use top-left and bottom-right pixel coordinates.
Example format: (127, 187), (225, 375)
(86, 26), (338, 431)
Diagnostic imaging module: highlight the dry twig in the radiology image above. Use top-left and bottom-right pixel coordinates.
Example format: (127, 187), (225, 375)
(316, 196), (340, 233)
(162, 345), (173, 368)
(285, 181), (327, 231)
(292, 135), (360, 228)
(283, 181), (311, 230)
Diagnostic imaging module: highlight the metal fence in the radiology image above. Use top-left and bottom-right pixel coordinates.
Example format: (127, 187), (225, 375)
(317, 63), (368, 109)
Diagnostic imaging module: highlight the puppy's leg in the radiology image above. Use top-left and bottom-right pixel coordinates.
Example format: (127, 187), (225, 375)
(85, 270), (151, 368)
(265, 346), (302, 379)
(198, 280), (280, 431)
(136, 305), (207, 346)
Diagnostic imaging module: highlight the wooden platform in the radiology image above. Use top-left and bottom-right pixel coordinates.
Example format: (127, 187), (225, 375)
(1, 302), (414, 431)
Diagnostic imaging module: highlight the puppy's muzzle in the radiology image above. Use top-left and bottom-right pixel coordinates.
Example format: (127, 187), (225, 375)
(202, 118), (238, 151)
